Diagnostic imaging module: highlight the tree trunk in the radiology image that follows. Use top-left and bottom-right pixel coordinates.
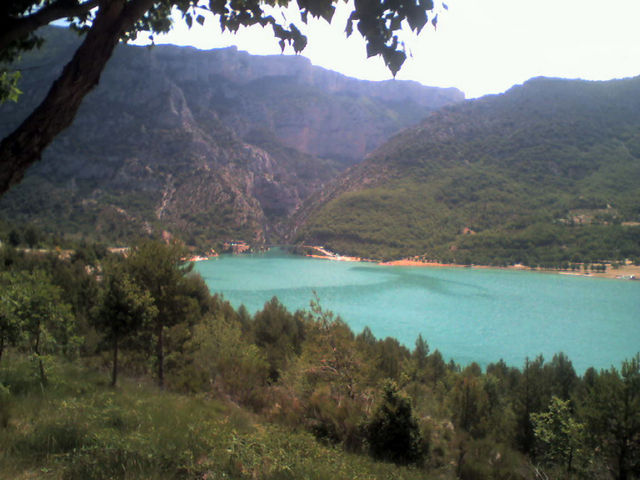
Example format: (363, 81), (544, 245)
(156, 324), (164, 388)
(34, 330), (47, 385)
(111, 335), (118, 387)
(0, 0), (154, 196)
(618, 442), (628, 480)
(0, 336), (4, 365)
(455, 440), (466, 478)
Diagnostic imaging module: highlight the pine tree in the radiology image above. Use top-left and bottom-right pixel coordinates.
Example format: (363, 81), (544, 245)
(366, 380), (424, 465)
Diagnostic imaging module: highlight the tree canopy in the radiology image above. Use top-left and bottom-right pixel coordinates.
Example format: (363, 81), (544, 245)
(94, 266), (157, 386)
(0, 269), (75, 383)
(0, 0), (443, 195)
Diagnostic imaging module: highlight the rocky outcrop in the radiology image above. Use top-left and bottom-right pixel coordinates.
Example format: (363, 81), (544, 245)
(0, 26), (463, 247)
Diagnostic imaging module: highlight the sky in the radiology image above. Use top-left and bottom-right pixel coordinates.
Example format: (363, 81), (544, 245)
(138, 0), (640, 99)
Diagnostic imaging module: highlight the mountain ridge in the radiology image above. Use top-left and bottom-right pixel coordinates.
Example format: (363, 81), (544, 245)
(0, 26), (463, 248)
(296, 75), (640, 265)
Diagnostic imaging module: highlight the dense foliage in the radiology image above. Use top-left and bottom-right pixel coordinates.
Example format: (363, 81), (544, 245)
(299, 76), (640, 265)
(1, 235), (639, 479)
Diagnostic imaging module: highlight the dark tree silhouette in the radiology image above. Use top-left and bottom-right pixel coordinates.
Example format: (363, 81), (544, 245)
(0, 0), (445, 195)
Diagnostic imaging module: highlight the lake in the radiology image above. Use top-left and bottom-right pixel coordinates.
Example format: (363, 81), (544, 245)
(195, 249), (640, 373)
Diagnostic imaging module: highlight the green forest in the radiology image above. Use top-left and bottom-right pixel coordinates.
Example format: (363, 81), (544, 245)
(2, 4), (639, 480)
(299, 77), (640, 265)
(0, 27), (461, 252)
(1, 233), (638, 480)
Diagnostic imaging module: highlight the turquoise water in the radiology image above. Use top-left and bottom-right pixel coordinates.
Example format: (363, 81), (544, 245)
(195, 249), (640, 373)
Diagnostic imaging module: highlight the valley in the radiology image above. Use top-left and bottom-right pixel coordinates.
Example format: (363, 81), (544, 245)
(1, 17), (640, 480)
(2, 29), (639, 270)
(0, 26), (463, 250)
(296, 77), (640, 266)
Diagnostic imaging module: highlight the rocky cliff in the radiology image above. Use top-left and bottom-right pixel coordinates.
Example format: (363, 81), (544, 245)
(0, 26), (463, 247)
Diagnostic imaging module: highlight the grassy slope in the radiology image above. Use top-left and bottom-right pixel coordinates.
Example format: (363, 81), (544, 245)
(0, 356), (427, 480)
(299, 77), (640, 264)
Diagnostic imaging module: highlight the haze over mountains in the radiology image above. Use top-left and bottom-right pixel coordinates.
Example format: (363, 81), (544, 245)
(0, 27), (462, 247)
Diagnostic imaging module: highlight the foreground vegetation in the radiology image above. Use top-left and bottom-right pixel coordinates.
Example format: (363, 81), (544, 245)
(1, 234), (639, 479)
(1, 356), (434, 480)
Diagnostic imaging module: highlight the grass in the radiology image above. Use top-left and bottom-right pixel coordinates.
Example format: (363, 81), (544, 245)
(0, 354), (431, 479)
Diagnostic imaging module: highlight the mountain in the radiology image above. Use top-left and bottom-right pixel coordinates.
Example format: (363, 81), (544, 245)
(296, 76), (640, 265)
(0, 26), (463, 247)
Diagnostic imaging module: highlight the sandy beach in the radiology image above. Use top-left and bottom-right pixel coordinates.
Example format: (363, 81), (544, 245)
(305, 246), (363, 262)
(306, 246), (640, 281)
(381, 258), (640, 280)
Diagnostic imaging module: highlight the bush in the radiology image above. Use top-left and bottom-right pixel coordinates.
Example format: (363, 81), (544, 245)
(365, 381), (424, 465)
(16, 420), (90, 457)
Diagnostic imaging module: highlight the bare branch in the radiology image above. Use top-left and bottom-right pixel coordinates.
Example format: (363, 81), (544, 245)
(0, 0), (155, 195)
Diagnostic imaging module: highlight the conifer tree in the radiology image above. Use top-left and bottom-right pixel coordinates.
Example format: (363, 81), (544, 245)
(94, 268), (157, 386)
(366, 380), (424, 465)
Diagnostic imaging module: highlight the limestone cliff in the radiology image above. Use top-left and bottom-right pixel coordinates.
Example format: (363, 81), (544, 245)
(0, 26), (463, 247)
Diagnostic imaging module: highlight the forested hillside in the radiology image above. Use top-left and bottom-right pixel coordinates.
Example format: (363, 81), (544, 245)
(0, 27), (462, 248)
(1, 238), (638, 479)
(297, 76), (640, 265)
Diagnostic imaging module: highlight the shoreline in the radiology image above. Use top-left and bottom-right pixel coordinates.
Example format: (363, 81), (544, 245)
(304, 246), (640, 281)
(380, 258), (640, 280)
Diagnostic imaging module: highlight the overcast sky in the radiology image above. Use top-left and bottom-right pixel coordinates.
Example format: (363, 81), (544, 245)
(138, 0), (640, 99)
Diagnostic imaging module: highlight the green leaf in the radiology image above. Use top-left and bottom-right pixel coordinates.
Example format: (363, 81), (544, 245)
(293, 34), (307, 53)
(345, 15), (355, 37)
(407, 9), (427, 33)
(0, 70), (22, 104)
(319, 4), (335, 22)
(383, 48), (405, 77)
(209, 0), (227, 14)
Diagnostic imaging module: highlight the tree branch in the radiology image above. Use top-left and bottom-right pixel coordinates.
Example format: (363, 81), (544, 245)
(0, 0), (100, 53)
(0, 0), (155, 195)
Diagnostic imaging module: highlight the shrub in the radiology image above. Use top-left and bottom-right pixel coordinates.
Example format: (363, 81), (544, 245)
(365, 381), (424, 465)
